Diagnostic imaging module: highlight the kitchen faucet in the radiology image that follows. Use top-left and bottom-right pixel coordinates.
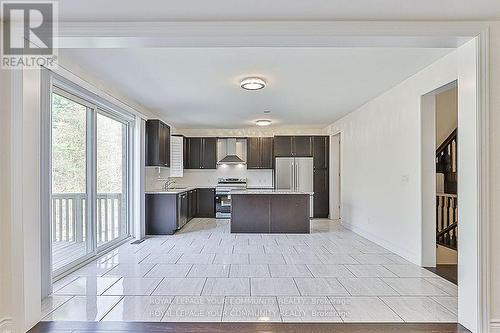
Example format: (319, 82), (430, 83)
(164, 178), (176, 191)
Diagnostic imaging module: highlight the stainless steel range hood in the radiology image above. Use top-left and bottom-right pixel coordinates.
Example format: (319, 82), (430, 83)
(218, 138), (246, 164)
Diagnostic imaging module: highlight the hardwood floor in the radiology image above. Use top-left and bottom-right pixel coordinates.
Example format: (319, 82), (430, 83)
(28, 322), (470, 333)
(425, 265), (458, 285)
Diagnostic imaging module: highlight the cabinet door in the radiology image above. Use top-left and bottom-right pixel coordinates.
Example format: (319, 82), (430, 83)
(187, 137), (202, 169)
(313, 136), (329, 169)
(192, 189), (198, 217)
(313, 168), (329, 218)
(163, 123), (171, 167)
(197, 188), (215, 218)
(260, 137), (274, 169)
(293, 136), (312, 157)
(246, 137), (261, 169)
(274, 136), (293, 157)
(202, 137), (217, 169)
(180, 193), (189, 224)
(145, 120), (162, 166)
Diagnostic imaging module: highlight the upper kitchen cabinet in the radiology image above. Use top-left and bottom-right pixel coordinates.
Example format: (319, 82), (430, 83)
(145, 119), (170, 167)
(184, 137), (217, 169)
(273, 136), (293, 157)
(274, 136), (312, 157)
(312, 136), (329, 169)
(247, 137), (274, 169)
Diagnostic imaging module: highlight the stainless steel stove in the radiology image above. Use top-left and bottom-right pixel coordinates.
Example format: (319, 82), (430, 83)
(215, 178), (247, 219)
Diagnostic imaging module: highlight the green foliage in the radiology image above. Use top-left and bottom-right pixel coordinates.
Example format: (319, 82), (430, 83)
(52, 93), (125, 194)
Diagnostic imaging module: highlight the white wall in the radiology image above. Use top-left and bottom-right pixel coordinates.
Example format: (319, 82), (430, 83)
(176, 127), (327, 137)
(436, 86), (458, 148)
(327, 40), (480, 331)
(327, 49), (459, 264)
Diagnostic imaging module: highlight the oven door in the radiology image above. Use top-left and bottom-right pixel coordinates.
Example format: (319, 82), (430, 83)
(215, 192), (232, 218)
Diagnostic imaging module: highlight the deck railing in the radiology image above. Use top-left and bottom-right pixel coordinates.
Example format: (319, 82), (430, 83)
(52, 192), (123, 244)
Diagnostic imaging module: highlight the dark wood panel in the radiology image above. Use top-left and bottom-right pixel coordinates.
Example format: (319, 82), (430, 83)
(197, 188), (215, 218)
(313, 136), (329, 169)
(188, 189), (197, 220)
(270, 194), (310, 233)
(260, 137), (274, 169)
(28, 322), (469, 333)
(313, 168), (329, 218)
(231, 194), (270, 233)
(145, 194), (177, 235)
(186, 137), (202, 169)
(274, 136), (293, 157)
(246, 137), (261, 169)
(202, 137), (217, 169)
(293, 136), (312, 156)
(145, 119), (170, 167)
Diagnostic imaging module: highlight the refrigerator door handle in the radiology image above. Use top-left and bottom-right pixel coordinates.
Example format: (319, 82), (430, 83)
(290, 162), (294, 191)
(296, 162), (299, 191)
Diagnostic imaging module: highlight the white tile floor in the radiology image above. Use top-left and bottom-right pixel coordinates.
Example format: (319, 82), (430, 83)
(42, 218), (458, 323)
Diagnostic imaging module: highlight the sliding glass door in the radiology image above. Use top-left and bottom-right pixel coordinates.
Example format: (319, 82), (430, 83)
(50, 86), (131, 277)
(51, 91), (91, 272)
(96, 112), (129, 248)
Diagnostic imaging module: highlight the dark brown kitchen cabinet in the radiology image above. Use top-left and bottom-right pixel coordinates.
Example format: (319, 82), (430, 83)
(313, 168), (329, 218)
(184, 137), (217, 169)
(188, 189), (198, 219)
(293, 136), (312, 156)
(273, 136), (293, 157)
(197, 188), (215, 217)
(247, 137), (274, 169)
(145, 119), (170, 167)
(313, 136), (329, 169)
(312, 135), (330, 218)
(201, 137), (217, 169)
(274, 136), (312, 157)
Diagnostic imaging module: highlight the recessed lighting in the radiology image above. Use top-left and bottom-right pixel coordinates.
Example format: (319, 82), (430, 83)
(240, 77), (266, 91)
(255, 119), (272, 127)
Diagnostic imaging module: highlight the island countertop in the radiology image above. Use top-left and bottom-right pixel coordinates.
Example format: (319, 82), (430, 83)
(231, 189), (313, 195)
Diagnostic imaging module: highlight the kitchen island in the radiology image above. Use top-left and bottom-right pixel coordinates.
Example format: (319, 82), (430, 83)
(230, 190), (311, 234)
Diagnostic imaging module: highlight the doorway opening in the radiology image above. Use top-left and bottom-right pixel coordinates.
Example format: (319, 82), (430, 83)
(421, 81), (458, 285)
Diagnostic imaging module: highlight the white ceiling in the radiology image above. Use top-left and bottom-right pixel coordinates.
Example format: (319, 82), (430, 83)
(56, 0), (500, 21)
(61, 47), (453, 128)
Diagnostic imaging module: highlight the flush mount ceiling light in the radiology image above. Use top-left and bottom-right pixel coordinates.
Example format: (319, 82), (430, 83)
(240, 77), (266, 91)
(255, 119), (272, 127)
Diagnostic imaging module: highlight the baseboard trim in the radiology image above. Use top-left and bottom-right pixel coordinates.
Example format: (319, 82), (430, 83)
(491, 319), (500, 333)
(0, 318), (13, 333)
(341, 220), (420, 264)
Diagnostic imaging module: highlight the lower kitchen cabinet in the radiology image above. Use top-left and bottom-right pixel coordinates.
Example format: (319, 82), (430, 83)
(313, 168), (329, 218)
(197, 188), (216, 217)
(145, 194), (178, 235)
(146, 187), (215, 235)
(188, 189), (198, 219)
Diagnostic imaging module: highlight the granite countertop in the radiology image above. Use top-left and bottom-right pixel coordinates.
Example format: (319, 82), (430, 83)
(145, 186), (214, 194)
(231, 189), (314, 195)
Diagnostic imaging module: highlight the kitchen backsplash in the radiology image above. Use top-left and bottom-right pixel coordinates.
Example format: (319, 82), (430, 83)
(145, 166), (171, 191)
(172, 166), (273, 188)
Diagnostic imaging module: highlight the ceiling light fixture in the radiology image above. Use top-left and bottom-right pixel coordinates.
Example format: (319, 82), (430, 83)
(255, 119), (272, 127)
(240, 77), (266, 91)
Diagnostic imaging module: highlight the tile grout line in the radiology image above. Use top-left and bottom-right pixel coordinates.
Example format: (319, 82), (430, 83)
(98, 295), (124, 322)
(377, 296), (406, 322)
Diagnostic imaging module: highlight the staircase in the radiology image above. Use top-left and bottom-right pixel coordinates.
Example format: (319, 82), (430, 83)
(436, 129), (458, 250)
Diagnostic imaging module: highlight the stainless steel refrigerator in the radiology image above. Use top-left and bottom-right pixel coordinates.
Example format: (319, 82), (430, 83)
(275, 157), (314, 217)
